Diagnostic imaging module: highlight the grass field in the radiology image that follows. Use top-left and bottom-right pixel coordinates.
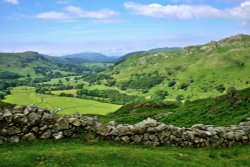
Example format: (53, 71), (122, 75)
(0, 138), (249, 167)
(51, 89), (77, 96)
(3, 87), (121, 115)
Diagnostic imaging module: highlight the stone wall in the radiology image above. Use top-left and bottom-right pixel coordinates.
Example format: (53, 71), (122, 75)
(1, 105), (250, 147)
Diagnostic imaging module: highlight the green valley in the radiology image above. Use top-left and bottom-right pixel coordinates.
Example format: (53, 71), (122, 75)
(3, 87), (121, 115)
(2, 1), (250, 166)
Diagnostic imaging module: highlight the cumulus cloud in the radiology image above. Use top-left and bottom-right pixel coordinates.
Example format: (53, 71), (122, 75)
(36, 5), (118, 20)
(124, 1), (250, 24)
(3, 0), (18, 5)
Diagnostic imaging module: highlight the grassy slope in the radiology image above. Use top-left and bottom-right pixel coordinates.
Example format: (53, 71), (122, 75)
(105, 88), (250, 127)
(0, 139), (249, 167)
(3, 87), (121, 115)
(0, 51), (57, 77)
(102, 34), (250, 101)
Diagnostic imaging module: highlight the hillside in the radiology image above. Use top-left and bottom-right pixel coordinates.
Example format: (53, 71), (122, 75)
(92, 34), (250, 101)
(61, 52), (117, 64)
(0, 51), (57, 77)
(105, 87), (250, 127)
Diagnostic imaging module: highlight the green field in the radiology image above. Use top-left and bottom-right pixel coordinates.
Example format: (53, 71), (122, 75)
(51, 89), (77, 96)
(3, 87), (121, 115)
(0, 139), (249, 167)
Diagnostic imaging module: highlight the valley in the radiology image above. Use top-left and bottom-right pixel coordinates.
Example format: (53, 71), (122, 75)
(2, 1), (250, 166)
(0, 34), (250, 167)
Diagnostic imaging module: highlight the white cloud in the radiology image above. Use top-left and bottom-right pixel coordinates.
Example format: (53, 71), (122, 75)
(124, 1), (250, 24)
(3, 0), (18, 5)
(124, 2), (222, 19)
(229, 1), (250, 24)
(36, 5), (118, 20)
(36, 11), (70, 20)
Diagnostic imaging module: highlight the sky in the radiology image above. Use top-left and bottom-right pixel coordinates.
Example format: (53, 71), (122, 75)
(0, 0), (250, 56)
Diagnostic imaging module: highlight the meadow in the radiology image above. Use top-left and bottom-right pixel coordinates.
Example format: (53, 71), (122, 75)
(0, 138), (249, 167)
(3, 86), (121, 115)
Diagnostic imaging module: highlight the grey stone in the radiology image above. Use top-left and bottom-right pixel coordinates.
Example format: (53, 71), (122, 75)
(134, 122), (147, 133)
(143, 118), (157, 127)
(40, 130), (52, 139)
(121, 136), (130, 143)
(57, 117), (69, 129)
(10, 136), (20, 143)
(13, 106), (25, 113)
(41, 113), (55, 124)
(131, 135), (143, 143)
(13, 113), (27, 125)
(52, 131), (63, 139)
(68, 118), (81, 127)
(3, 110), (13, 123)
(23, 132), (36, 140)
(28, 112), (41, 125)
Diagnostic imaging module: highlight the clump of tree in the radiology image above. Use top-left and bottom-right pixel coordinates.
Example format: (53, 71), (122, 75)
(59, 93), (74, 97)
(121, 72), (164, 90)
(76, 88), (143, 105)
(83, 74), (113, 85)
(0, 72), (23, 79)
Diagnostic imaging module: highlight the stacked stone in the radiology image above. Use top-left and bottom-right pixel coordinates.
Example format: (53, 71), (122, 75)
(95, 118), (250, 147)
(1, 105), (250, 147)
(0, 105), (97, 144)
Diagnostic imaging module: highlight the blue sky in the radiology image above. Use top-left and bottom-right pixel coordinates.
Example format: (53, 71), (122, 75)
(0, 0), (250, 56)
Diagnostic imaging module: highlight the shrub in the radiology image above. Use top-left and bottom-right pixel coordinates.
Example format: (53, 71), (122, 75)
(168, 81), (176, 87)
(226, 86), (236, 93)
(155, 90), (168, 100)
(176, 95), (184, 101)
(179, 83), (189, 90)
(215, 84), (226, 93)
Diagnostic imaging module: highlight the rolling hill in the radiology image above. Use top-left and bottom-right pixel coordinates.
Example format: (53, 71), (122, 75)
(92, 34), (250, 101)
(0, 51), (58, 77)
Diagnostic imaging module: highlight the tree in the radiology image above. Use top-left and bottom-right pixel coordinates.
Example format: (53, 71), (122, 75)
(0, 93), (5, 100)
(65, 78), (70, 82)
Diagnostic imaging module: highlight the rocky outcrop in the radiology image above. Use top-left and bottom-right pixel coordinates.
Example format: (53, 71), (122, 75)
(1, 105), (250, 147)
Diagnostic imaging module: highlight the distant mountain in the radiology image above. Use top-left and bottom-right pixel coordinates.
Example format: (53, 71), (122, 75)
(61, 52), (118, 64)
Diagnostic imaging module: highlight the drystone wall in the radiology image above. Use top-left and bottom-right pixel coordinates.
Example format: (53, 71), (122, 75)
(1, 105), (250, 147)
